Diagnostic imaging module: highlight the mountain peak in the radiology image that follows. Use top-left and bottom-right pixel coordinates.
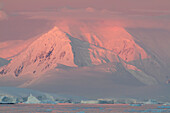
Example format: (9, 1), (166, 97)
(49, 26), (63, 33)
(37, 26), (68, 42)
(0, 27), (76, 76)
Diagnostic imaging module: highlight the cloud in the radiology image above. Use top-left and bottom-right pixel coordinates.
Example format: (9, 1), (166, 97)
(0, 10), (7, 20)
(2, 0), (170, 12)
(17, 7), (170, 30)
(0, 2), (7, 20)
(85, 7), (95, 12)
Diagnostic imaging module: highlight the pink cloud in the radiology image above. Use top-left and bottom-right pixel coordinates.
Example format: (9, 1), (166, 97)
(0, 10), (7, 20)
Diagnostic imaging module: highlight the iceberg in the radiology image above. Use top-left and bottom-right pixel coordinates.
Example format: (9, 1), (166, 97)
(24, 94), (41, 104)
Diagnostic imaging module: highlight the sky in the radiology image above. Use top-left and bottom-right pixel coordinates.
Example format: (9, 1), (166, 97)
(1, 0), (170, 12)
(0, 0), (170, 41)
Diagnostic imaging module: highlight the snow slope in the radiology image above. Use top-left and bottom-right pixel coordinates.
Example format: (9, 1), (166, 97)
(126, 28), (170, 65)
(126, 28), (170, 83)
(0, 58), (9, 67)
(0, 37), (37, 59)
(24, 67), (170, 102)
(57, 23), (148, 62)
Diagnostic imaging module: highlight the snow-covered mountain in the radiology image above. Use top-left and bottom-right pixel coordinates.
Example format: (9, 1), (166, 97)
(0, 27), (117, 76)
(0, 25), (169, 100)
(0, 27), (143, 73)
(0, 26), (169, 87)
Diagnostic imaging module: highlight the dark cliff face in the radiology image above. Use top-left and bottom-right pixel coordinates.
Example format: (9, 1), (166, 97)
(0, 69), (7, 75)
(14, 65), (24, 77)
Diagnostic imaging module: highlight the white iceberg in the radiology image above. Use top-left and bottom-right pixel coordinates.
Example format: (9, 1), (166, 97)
(24, 94), (41, 104)
(0, 95), (16, 103)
